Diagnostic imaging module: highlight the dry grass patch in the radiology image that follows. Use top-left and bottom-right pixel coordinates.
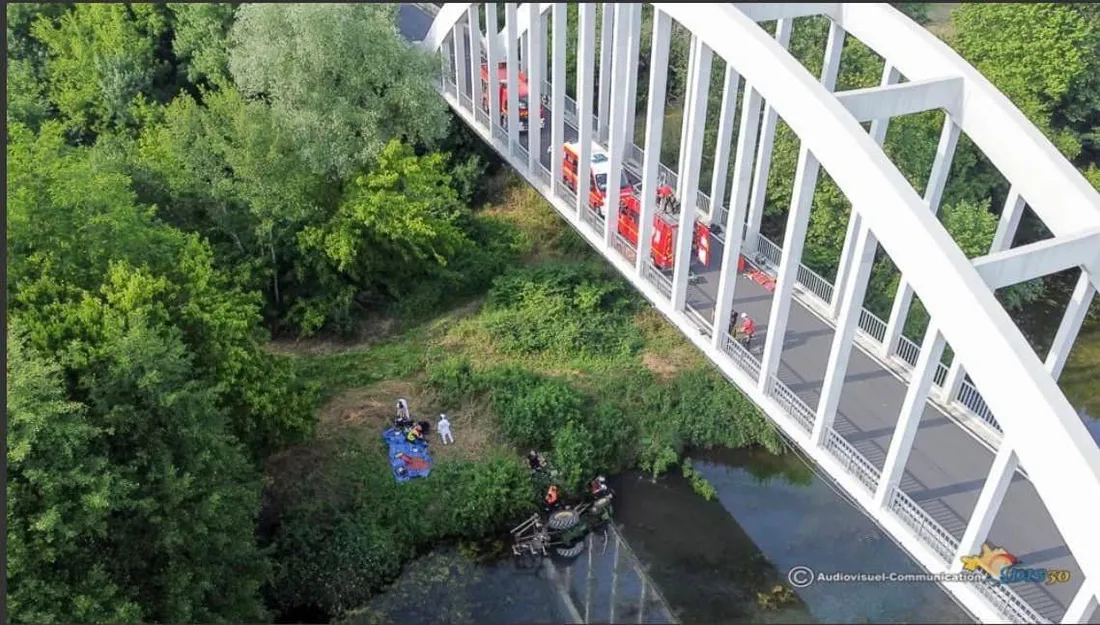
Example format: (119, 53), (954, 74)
(634, 308), (705, 378)
(480, 172), (579, 262)
(314, 377), (507, 463)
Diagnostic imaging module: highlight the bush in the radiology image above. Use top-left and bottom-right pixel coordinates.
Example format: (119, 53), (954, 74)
(482, 262), (643, 358)
(266, 437), (534, 621)
(424, 356), (483, 406)
(485, 367), (586, 449)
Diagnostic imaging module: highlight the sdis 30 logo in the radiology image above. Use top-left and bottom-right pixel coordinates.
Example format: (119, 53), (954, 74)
(960, 543), (1071, 585)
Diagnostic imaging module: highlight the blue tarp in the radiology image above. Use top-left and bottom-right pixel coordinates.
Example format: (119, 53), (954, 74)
(383, 427), (433, 483)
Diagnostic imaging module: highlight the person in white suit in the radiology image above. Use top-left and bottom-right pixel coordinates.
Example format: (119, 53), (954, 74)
(438, 413), (454, 445)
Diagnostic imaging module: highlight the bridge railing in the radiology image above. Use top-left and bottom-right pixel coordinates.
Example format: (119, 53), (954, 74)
(435, 68), (1050, 625)
(441, 70), (1001, 433)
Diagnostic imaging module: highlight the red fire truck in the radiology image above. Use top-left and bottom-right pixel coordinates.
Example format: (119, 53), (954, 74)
(561, 141), (711, 271)
(480, 61), (545, 133)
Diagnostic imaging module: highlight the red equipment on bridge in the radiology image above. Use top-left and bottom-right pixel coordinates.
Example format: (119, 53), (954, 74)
(561, 141), (712, 272)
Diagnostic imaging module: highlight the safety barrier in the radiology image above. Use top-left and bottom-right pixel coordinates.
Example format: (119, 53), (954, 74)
(612, 233), (637, 264)
(823, 427), (881, 494)
(581, 206), (605, 234)
(859, 308), (889, 343)
(642, 263), (673, 300)
(887, 486), (958, 564)
(796, 263), (835, 305)
(720, 330), (762, 381)
(755, 235), (783, 269)
(896, 335), (922, 368)
(684, 303), (713, 338)
(764, 374), (816, 434)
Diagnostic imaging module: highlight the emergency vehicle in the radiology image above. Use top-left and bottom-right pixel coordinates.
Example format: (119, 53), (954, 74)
(480, 61), (545, 133)
(561, 141), (712, 271)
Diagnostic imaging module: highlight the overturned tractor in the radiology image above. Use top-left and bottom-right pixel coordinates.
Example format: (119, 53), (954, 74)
(511, 489), (615, 568)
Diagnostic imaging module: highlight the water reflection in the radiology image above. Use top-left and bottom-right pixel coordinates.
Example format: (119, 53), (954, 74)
(613, 446), (974, 624)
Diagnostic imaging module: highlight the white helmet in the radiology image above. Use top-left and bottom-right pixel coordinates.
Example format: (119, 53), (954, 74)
(740, 312), (749, 319)
(439, 413), (447, 419)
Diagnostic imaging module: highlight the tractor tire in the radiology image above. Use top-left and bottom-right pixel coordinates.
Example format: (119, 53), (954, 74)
(547, 509), (580, 531)
(555, 541), (586, 559)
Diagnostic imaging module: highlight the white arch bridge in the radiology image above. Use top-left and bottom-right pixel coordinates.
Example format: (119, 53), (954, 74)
(418, 3), (1100, 623)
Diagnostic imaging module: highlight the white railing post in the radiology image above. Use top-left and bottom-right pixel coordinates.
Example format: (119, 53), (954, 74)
(550, 3), (567, 195)
(758, 144), (819, 392)
(603, 3), (632, 248)
(950, 443), (1018, 571)
(832, 64), (902, 320)
(744, 18), (793, 256)
(812, 219), (878, 444)
(636, 10), (671, 277)
(574, 3), (597, 215)
(941, 188), (1026, 400)
(880, 113), (962, 358)
(454, 21), (468, 106)
(671, 36), (712, 311)
(623, 4), (643, 147)
(597, 3), (614, 143)
(706, 65), (741, 226)
(467, 5), (482, 112)
(1062, 583), (1099, 624)
(526, 2), (542, 174)
(872, 324), (947, 508)
(485, 4), (502, 129)
(711, 85), (763, 353)
(505, 4), (521, 154)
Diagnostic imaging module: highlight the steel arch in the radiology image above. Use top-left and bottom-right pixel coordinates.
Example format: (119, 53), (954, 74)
(423, 3), (1100, 620)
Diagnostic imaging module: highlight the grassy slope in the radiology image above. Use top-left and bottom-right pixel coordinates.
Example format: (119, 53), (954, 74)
(268, 172), (715, 477)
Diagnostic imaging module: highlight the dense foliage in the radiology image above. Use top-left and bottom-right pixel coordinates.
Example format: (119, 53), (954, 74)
(8, 3), (1100, 624)
(265, 438), (534, 619)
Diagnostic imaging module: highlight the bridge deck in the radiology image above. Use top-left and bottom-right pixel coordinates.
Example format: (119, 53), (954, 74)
(525, 101), (1079, 624)
(429, 22), (1085, 623)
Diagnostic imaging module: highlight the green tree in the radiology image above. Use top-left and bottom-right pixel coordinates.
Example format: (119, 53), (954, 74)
(952, 3), (1100, 159)
(295, 139), (473, 333)
(31, 4), (171, 138)
(168, 3), (237, 87)
(228, 3), (449, 178)
(7, 325), (141, 624)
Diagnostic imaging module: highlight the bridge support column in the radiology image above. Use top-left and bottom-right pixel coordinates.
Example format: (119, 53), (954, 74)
(597, 4), (614, 143)
(711, 86), (763, 353)
(872, 324), (946, 507)
(1046, 271), (1097, 380)
(603, 3), (632, 248)
(706, 65), (741, 227)
(485, 4), (502, 129)
(636, 11), (672, 278)
(453, 22), (468, 106)
(467, 6), (482, 111)
(623, 5), (643, 149)
(758, 146), (820, 392)
(813, 220), (878, 444)
(550, 3), (567, 197)
(831, 64), (903, 322)
(1063, 583), (1099, 624)
(950, 443), (1018, 571)
(504, 4), (521, 153)
(525, 2), (542, 174)
(574, 3), (597, 215)
(941, 188), (1026, 402)
(672, 37), (712, 311)
(880, 114), (962, 359)
(744, 18), (793, 257)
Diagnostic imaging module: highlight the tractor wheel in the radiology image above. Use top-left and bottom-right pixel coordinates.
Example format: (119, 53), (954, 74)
(555, 541), (586, 559)
(547, 509), (580, 531)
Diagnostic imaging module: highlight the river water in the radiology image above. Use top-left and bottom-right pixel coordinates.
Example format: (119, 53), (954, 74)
(350, 445), (973, 624)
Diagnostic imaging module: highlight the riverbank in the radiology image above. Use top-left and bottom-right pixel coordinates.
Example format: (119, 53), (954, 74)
(260, 173), (786, 621)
